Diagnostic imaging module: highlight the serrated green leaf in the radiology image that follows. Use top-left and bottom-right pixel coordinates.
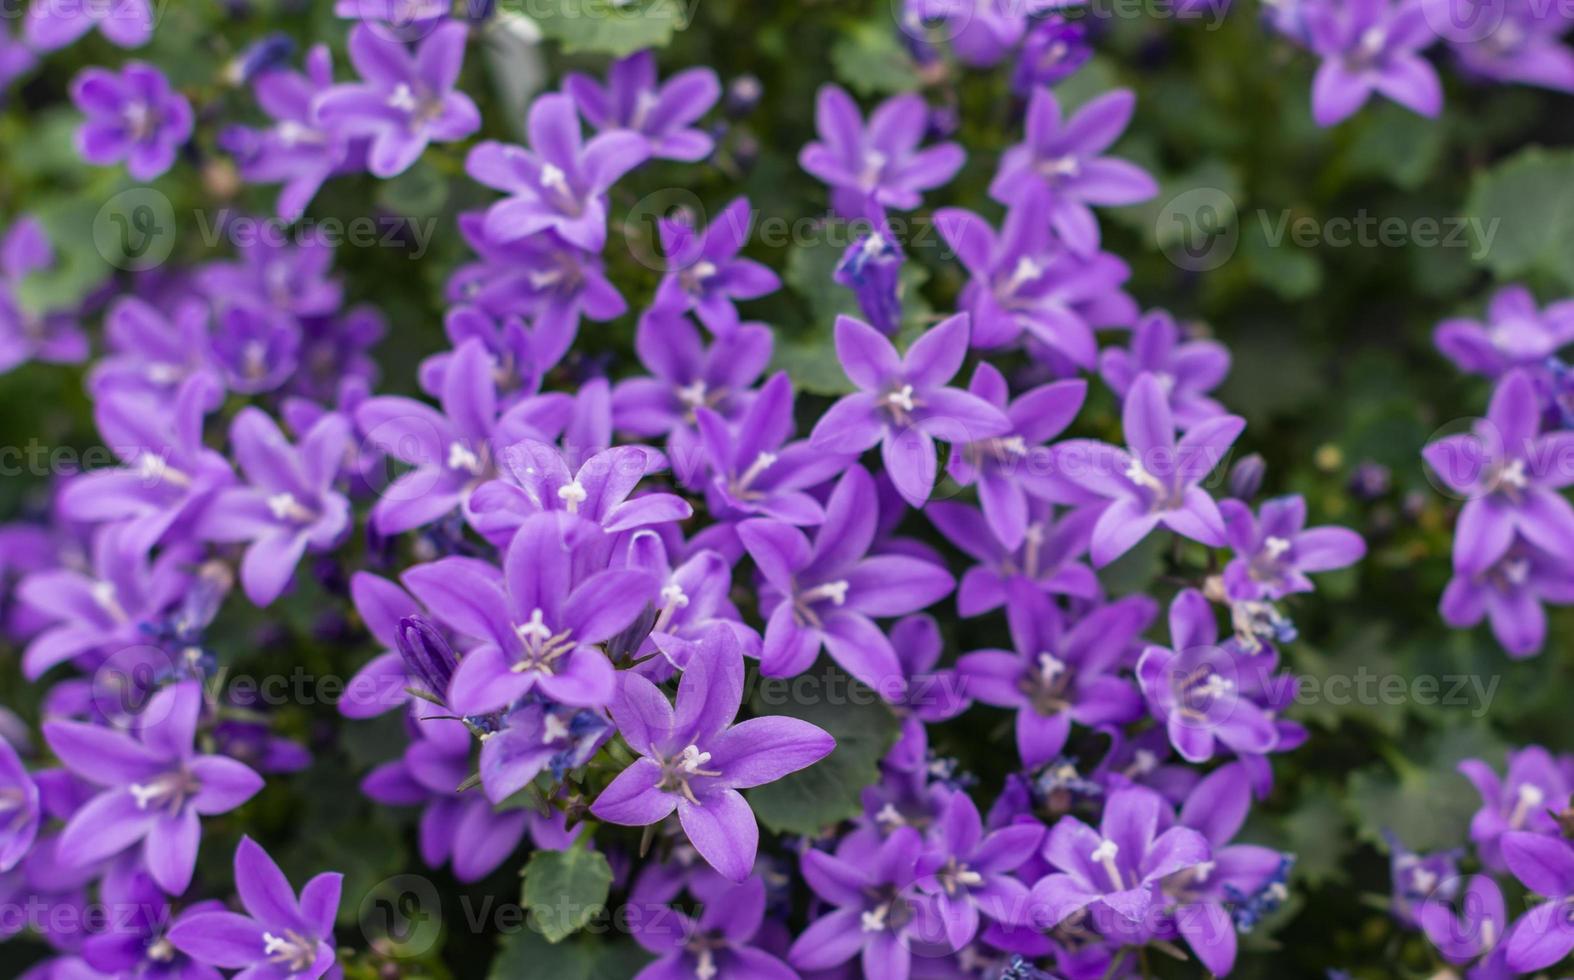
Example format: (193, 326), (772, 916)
(521, 846), (613, 943)
(488, 927), (651, 980)
(830, 22), (919, 96)
(1462, 148), (1574, 289)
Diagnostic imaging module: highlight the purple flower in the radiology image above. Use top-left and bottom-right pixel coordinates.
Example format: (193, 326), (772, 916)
(789, 826), (936, 976)
(196, 409), (352, 606)
(937, 189), (1137, 361)
(1420, 875), (1509, 975)
(620, 530), (756, 674)
(168, 836), (341, 979)
(799, 85), (965, 214)
(738, 465), (955, 689)
(0, 24), (37, 89)
(1028, 785), (1210, 929)
(200, 232), (343, 320)
(1447, 0), (1574, 92)
(467, 92), (649, 251)
(1013, 16), (1091, 93)
(0, 735), (40, 873)
(0, 217), (89, 375)
(1498, 831), (1574, 971)
(72, 62), (193, 180)
(80, 857), (225, 980)
(1440, 535), (1574, 657)
(590, 631), (835, 881)
(936, 505), (1100, 630)
(1052, 372), (1244, 565)
(650, 198), (781, 335)
(43, 682), (264, 894)
(26, 0), (153, 51)
(89, 296), (220, 402)
(362, 704), (528, 881)
(1219, 495), (1366, 601)
(810, 313), (1011, 507)
(1393, 840), (1462, 929)
(630, 874), (797, 979)
(407, 512), (657, 714)
(882, 614), (971, 771)
(1305, 0), (1442, 125)
(833, 208), (906, 336)
(1459, 746), (1571, 871)
(477, 700), (610, 803)
(1435, 284), (1574, 379)
(959, 587), (1151, 768)
(1136, 590), (1280, 764)
(316, 22), (481, 178)
(1424, 369), (1574, 574)
(917, 791), (1046, 949)
(564, 50), (721, 162)
(990, 88), (1157, 255)
(1099, 310), (1231, 430)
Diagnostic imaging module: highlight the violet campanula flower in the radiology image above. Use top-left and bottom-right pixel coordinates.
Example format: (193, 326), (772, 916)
(1446, 0), (1574, 92)
(466, 92), (649, 251)
(958, 587), (1152, 768)
(650, 198), (781, 335)
(1435, 284), (1574, 379)
(167, 836), (341, 979)
(990, 87), (1158, 255)
(833, 208), (906, 336)
(43, 682), (264, 894)
(340, 572), (436, 718)
(406, 512), (657, 714)
(928, 499), (1103, 617)
(695, 371), (853, 525)
(1423, 369), (1574, 573)
(1387, 836), (1461, 925)
(917, 791), (1046, 949)
(799, 85), (965, 214)
(419, 305), (540, 402)
(0, 217), (89, 375)
(1420, 874), (1510, 977)
(88, 296), (220, 402)
(200, 231), (344, 320)
(1029, 785), (1209, 929)
(789, 826), (935, 976)
(1052, 372), (1244, 565)
(71, 62), (193, 180)
(949, 362), (1088, 549)
(1304, 0), (1442, 125)
(1099, 310), (1231, 429)
(630, 874), (797, 979)
(564, 49), (721, 161)
(1458, 746), (1571, 872)
(206, 304), (302, 395)
(26, 0), (153, 51)
(810, 313), (1011, 507)
(937, 188), (1138, 361)
(1498, 831), (1574, 971)
(1136, 590), (1279, 763)
(621, 529), (757, 674)
(0, 736), (40, 872)
(612, 313), (772, 482)
(590, 631), (835, 881)
(477, 700), (610, 803)
(316, 22), (481, 178)
(738, 465), (955, 689)
(80, 856), (225, 980)
(196, 409), (352, 606)
(1013, 16), (1091, 93)
(1219, 495), (1366, 601)
(1439, 536), (1574, 657)
(361, 704), (528, 881)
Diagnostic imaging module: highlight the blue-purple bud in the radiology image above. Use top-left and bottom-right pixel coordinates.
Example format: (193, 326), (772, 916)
(1228, 452), (1266, 500)
(395, 615), (457, 699)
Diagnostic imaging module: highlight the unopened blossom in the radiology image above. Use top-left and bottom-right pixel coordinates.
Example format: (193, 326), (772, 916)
(650, 198), (781, 335)
(26, 0), (154, 50)
(1052, 372), (1245, 565)
(406, 512), (657, 714)
(810, 313), (1011, 507)
(1498, 831), (1574, 971)
(799, 85), (964, 214)
(833, 208), (906, 336)
(564, 50), (721, 161)
(916, 791), (1045, 949)
(168, 836), (341, 978)
(1099, 310), (1231, 429)
(316, 22), (481, 178)
(928, 499), (1103, 618)
(789, 826), (936, 976)
(467, 92), (649, 251)
(44, 682), (264, 894)
(1304, 0), (1442, 125)
(990, 87), (1158, 255)
(1028, 785), (1210, 928)
(1458, 745), (1571, 871)
(1013, 16), (1091, 93)
(1137, 590), (1280, 764)
(1423, 369), (1574, 573)
(72, 62), (193, 180)
(1435, 284), (1574, 379)
(0, 736), (40, 872)
(738, 465), (955, 689)
(590, 632), (834, 881)
(1219, 495), (1366, 601)
(1440, 536), (1574, 657)
(0, 218), (89, 375)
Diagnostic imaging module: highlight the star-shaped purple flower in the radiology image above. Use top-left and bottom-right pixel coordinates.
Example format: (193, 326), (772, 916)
(1220, 494), (1366, 601)
(916, 790), (1045, 950)
(1305, 0), (1442, 125)
(799, 86), (965, 214)
(564, 49), (720, 162)
(72, 62), (193, 180)
(27, 0), (153, 51)
(1099, 309), (1231, 430)
(650, 198), (781, 335)
(1435, 284), (1574, 380)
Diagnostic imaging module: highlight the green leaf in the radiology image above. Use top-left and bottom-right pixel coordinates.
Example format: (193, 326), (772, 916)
(830, 22), (920, 96)
(747, 664), (900, 836)
(533, 0), (688, 57)
(1241, 218), (1323, 300)
(488, 928), (651, 980)
(520, 845), (614, 943)
(1462, 147), (1574, 290)
(1343, 103), (1444, 191)
(1346, 724), (1507, 852)
(1280, 792), (1351, 888)
(376, 160), (450, 220)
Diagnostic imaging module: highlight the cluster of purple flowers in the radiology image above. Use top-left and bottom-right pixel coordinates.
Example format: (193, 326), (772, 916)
(1424, 285), (1574, 657)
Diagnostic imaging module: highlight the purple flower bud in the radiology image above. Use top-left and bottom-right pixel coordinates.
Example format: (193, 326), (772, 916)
(395, 615), (457, 698)
(833, 229), (904, 336)
(1347, 460), (1391, 500)
(1012, 16), (1090, 94)
(1229, 452), (1267, 500)
(725, 74), (762, 117)
(223, 32), (296, 86)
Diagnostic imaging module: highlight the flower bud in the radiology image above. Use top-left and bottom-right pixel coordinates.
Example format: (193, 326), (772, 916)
(395, 615), (457, 699)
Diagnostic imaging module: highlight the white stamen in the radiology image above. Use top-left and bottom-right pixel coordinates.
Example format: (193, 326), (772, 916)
(1006, 256), (1044, 293)
(448, 441), (483, 474)
(516, 608), (553, 645)
(885, 384), (916, 413)
(1037, 652), (1067, 683)
(543, 713), (570, 743)
(387, 83), (419, 112)
(1265, 536), (1292, 559)
(860, 903), (890, 932)
(694, 949), (718, 980)
(557, 479), (587, 513)
(876, 802), (906, 828)
(540, 163), (571, 196)
(676, 379), (708, 408)
(1498, 458), (1528, 490)
(660, 582), (690, 609)
(676, 744), (713, 775)
(802, 579), (850, 607)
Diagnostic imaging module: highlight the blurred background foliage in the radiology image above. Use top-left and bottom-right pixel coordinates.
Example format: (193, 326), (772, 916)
(3, 0), (1574, 976)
